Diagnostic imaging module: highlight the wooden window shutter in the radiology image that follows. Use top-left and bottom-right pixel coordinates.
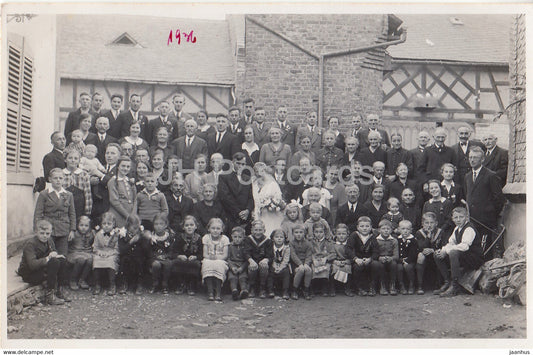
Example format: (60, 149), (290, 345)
(6, 35), (33, 172)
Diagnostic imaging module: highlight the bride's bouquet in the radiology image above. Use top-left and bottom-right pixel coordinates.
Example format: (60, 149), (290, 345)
(259, 194), (286, 212)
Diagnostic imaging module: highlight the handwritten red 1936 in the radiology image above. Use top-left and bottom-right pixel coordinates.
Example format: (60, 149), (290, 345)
(168, 29), (196, 45)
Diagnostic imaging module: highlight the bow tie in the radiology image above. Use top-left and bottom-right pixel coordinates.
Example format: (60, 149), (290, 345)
(460, 142), (467, 147)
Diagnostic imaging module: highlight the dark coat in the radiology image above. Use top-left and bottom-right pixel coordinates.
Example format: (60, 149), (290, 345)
(419, 144), (457, 182)
(464, 166), (506, 227)
(165, 192), (194, 234)
(335, 202), (369, 234)
(482, 145), (509, 184)
(217, 171), (254, 228)
(171, 135), (208, 171)
(146, 116), (180, 146)
(117, 110), (149, 139)
(451, 140), (485, 183)
(358, 146), (388, 170)
(42, 149), (65, 181)
(95, 133), (119, 165)
(206, 131), (241, 161)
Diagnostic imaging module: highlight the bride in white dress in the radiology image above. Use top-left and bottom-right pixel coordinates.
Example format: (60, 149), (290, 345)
(252, 162), (286, 237)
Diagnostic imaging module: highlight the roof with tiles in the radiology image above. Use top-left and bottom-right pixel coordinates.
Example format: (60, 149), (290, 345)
(389, 14), (512, 64)
(57, 15), (234, 85)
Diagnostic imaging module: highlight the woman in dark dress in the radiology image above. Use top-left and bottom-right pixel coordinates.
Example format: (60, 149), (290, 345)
(191, 183), (228, 236)
(327, 116), (345, 152)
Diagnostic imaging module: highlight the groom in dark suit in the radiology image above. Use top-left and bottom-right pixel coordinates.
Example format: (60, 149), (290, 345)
(464, 146), (506, 258)
(218, 152), (254, 233)
(206, 114), (240, 161)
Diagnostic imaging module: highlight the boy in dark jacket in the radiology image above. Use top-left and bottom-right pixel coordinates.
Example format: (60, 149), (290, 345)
(396, 220), (419, 295)
(244, 220), (272, 298)
(373, 219), (399, 296)
(345, 216), (379, 296)
(228, 227), (249, 300)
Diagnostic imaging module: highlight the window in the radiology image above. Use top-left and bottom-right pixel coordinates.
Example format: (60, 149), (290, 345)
(109, 32), (142, 47)
(6, 35), (33, 173)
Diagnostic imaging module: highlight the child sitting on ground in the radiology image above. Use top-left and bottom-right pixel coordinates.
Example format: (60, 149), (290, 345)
(117, 214), (145, 295)
(18, 220), (69, 305)
(67, 215), (94, 290)
(244, 220), (272, 299)
(373, 219), (398, 296)
(346, 216), (378, 296)
(267, 229), (291, 299)
(92, 212), (120, 296)
(289, 224), (313, 300)
(281, 202), (304, 243)
(415, 212), (444, 295)
(304, 202), (333, 241)
(227, 226), (249, 300)
(396, 220), (418, 295)
(310, 222), (336, 297)
(172, 215), (203, 296)
(201, 217), (230, 302)
(144, 213), (176, 294)
(80, 144), (106, 179)
(66, 129), (86, 157)
(331, 224), (354, 297)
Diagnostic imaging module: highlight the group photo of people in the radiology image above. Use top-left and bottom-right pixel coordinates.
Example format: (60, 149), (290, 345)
(20, 90), (509, 307)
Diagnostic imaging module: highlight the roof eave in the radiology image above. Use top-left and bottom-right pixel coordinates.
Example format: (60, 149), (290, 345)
(59, 74), (235, 87)
(391, 57), (509, 67)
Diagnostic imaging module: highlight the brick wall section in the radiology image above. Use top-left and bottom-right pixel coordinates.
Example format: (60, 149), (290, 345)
(507, 14), (526, 188)
(237, 14), (388, 129)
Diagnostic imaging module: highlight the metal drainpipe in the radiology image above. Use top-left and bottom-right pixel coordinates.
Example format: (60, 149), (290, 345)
(245, 16), (407, 125)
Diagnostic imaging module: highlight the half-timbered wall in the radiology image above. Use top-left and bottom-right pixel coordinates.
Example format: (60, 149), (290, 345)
(383, 62), (509, 121)
(59, 78), (233, 132)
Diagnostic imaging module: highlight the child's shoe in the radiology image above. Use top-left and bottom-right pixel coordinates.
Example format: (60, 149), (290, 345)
(259, 289), (267, 299)
(248, 288), (256, 298)
(291, 290), (299, 300)
(56, 287), (71, 302)
(46, 290), (65, 306)
(379, 282), (389, 296)
(357, 289), (368, 297)
(118, 283), (128, 295)
(304, 288), (312, 300)
(399, 283), (407, 295)
(232, 289), (239, 301)
(188, 281), (196, 296)
(329, 284), (336, 297)
(148, 285), (156, 294)
(134, 286), (143, 295)
(79, 280), (90, 289)
(389, 283), (398, 296)
(408, 283), (415, 295)
(433, 280), (451, 295)
(416, 287), (425, 295)
(215, 295), (223, 302)
(70, 281), (79, 290)
(240, 289), (249, 299)
(92, 285), (101, 295)
(208, 293), (215, 301)
(368, 287), (376, 297)
(282, 291), (290, 300)
(268, 289), (275, 298)
(107, 285), (116, 296)
(161, 287), (169, 295)
(345, 288), (355, 297)
(174, 284), (184, 295)
(321, 283), (329, 297)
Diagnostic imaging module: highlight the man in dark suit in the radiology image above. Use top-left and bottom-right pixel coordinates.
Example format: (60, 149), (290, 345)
(273, 157), (290, 201)
(360, 114), (390, 149)
(274, 105), (297, 150)
(146, 101), (179, 146)
(218, 152), (254, 232)
(169, 94), (194, 138)
(242, 98), (255, 125)
(349, 114), (367, 149)
(419, 127), (457, 183)
(42, 132), (66, 181)
(206, 114), (240, 162)
(482, 133), (509, 184)
(64, 92), (91, 143)
(165, 174), (194, 233)
(451, 126), (485, 184)
(464, 146), (506, 258)
(171, 119), (208, 172)
(251, 107), (271, 148)
(94, 117), (118, 164)
(88, 92), (105, 131)
(296, 110), (323, 154)
(227, 106), (246, 143)
(409, 130), (431, 183)
(103, 94), (123, 138)
(335, 184), (368, 233)
(117, 94), (149, 139)
(358, 130), (388, 171)
(90, 143), (120, 224)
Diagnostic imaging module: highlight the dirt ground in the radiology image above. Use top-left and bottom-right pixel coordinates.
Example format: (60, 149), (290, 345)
(7, 288), (526, 339)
